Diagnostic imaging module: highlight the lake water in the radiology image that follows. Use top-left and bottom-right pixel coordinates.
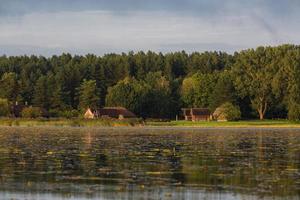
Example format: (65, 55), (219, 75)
(0, 127), (299, 200)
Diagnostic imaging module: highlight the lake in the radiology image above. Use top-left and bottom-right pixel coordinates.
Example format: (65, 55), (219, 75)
(0, 127), (299, 200)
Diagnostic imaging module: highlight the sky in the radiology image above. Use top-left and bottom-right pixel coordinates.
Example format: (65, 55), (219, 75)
(0, 0), (300, 56)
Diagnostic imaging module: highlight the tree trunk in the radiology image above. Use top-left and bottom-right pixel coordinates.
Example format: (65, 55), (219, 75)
(257, 101), (267, 120)
(258, 110), (264, 120)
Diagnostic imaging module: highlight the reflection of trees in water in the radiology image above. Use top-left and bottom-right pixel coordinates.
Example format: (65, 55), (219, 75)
(0, 128), (299, 196)
(85, 132), (187, 185)
(181, 130), (300, 196)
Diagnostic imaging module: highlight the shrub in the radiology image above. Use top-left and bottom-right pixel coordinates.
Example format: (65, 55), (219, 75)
(213, 102), (241, 121)
(21, 107), (43, 118)
(0, 98), (10, 117)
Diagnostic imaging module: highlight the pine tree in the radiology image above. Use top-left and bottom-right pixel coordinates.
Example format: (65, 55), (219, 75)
(78, 80), (100, 111)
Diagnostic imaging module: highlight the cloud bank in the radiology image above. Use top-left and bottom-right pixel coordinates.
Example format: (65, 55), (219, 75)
(0, 0), (299, 56)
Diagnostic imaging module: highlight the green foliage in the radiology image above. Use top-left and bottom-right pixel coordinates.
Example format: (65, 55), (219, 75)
(106, 77), (146, 115)
(33, 75), (50, 109)
(181, 72), (218, 108)
(232, 47), (277, 120)
(0, 45), (300, 120)
(181, 77), (196, 107)
(287, 103), (300, 121)
(271, 46), (300, 120)
(21, 107), (43, 118)
(0, 98), (10, 117)
(58, 109), (80, 119)
(78, 79), (100, 111)
(214, 102), (241, 121)
(0, 72), (19, 102)
(187, 52), (233, 74)
(142, 72), (174, 118)
(164, 51), (188, 79)
(210, 71), (237, 110)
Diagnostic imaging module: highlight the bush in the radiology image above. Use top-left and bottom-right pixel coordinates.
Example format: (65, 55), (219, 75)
(213, 102), (241, 121)
(21, 107), (43, 118)
(0, 98), (10, 117)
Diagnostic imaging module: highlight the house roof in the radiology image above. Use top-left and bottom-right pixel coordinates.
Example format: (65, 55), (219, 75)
(182, 108), (210, 116)
(92, 107), (136, 118)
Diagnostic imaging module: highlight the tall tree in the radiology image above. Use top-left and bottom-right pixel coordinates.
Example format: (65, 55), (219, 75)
(210, 70), (237, 110)
(181, 72), (218, 109)
(78, 80), (100, 111)
(33, 75), (49, 109)
(0, 72), (19, 102)
(142, 72), (173, 118)
(106, 77), (146, 116)
(232, 47), (277, 120)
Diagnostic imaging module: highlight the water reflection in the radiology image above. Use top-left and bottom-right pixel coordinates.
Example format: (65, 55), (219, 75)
(0, 127), (299, 199)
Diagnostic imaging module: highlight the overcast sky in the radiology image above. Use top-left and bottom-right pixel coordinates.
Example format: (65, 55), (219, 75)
(0, 0), (300, 56)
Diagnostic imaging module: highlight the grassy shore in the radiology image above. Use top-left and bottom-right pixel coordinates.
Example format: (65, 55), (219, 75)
(0, 118), (300, 128)
(0, 118), (144, 127)
(146, 120), (300, 128)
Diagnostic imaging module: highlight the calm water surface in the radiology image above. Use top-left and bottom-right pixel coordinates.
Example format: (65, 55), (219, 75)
(0, 127), (300, 200)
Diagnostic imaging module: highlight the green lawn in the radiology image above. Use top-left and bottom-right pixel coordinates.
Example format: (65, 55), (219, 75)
(0, 118), (300, 128)
(146, 120), (300, 127)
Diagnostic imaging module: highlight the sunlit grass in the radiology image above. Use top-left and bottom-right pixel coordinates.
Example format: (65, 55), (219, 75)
(146, 120), (300, 127)
(0, 118), (299, 128)
(0, 118), (143, 127)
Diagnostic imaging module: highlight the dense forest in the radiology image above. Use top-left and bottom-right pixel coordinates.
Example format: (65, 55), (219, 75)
(0, 44), (300, 120)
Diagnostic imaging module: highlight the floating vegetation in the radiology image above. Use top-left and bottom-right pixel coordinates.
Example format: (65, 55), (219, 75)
(0, 127), (299, 199)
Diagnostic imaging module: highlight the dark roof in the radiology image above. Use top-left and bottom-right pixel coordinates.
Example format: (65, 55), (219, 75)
(182, 108), (210, 116)
(92, 107), (136, 118)
(191, 108), (210, 116)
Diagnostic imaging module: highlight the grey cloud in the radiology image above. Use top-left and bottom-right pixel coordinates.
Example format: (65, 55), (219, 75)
(0, 0), (300, 56)
(1, 0), (299, 17)
(0, 44), (64, 56)
(250, 14), (280, 43)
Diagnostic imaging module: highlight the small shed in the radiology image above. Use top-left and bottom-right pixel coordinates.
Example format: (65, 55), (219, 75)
(84, 107), (136, 119)
(182, 108), (211, 121)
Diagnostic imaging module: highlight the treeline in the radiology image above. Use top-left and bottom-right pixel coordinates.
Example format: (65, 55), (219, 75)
(0, 44), (300, 120)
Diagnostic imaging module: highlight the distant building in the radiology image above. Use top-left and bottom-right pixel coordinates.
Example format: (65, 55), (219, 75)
(182, 108), (211, 121)
(84, 107), (136, 119)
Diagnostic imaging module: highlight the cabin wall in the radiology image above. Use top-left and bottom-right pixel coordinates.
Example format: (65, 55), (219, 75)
(192, 115), (210, 121)
(84, 109), (95, 119)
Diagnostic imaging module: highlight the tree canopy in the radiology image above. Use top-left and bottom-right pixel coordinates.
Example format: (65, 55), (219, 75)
(0, 45), (300, 120)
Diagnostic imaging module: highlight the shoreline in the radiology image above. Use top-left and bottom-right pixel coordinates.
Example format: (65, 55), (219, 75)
(1, 125), (300, 130)
(0, 118), (300, 129)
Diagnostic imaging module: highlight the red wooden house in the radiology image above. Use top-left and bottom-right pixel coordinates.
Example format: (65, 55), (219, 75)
(182, 108), (211, 121)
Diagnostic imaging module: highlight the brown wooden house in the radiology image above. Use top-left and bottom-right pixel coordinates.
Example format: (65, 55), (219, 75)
(84, 107), (136, 119)
(182, 108), (211, 121)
